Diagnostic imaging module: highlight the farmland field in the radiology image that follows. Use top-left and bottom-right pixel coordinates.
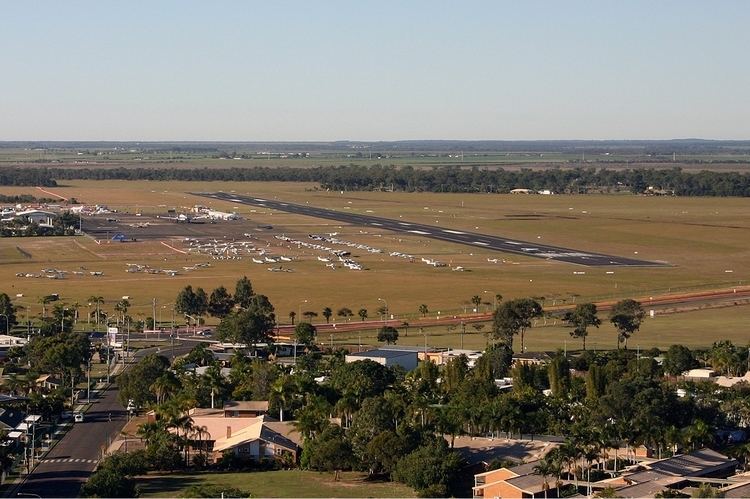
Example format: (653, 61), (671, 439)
(1, 180), (748, 348)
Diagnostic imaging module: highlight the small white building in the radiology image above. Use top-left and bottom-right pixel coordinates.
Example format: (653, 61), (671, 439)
(345, 349), (418, 371)
(683, 368), (716, 380)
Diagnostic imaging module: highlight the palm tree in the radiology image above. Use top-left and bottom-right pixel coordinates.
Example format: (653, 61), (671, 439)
(470, 295), (482, 311)
(358, 308), (368, 321)
(418, 304), (429, 317)
(150, 372), (180, 405)
(322, 307), (333, 323)
(534, 458), (553, 499)
(88, 296), (104, 329)
(288, 311), (296, 325)
(114, 299), (130, 326)
(401, 321), (409, 337)
(270, 375), (296, 422)
(137, 420), (169, 447)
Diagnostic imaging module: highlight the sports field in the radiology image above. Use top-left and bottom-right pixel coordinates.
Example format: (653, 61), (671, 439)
(1, 180), (748, 348)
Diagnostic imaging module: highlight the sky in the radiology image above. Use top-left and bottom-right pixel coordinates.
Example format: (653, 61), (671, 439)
(1, 1), (749, 141)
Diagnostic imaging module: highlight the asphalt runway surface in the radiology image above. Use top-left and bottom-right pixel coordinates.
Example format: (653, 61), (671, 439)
(195, 192), (665, 267)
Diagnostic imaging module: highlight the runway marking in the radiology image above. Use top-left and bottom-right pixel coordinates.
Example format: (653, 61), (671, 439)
(36, 186), (68, 201)
(160, 241), (189, 254)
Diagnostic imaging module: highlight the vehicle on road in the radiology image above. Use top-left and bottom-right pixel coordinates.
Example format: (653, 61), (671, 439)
(73, 412), (84, 423)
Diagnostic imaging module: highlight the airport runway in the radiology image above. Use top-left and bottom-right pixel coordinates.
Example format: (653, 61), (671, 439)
(195, 192), (665, 267)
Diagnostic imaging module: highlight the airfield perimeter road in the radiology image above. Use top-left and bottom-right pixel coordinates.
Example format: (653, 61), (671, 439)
(196, 192), (665, 267)
(16, 341), (199, 498)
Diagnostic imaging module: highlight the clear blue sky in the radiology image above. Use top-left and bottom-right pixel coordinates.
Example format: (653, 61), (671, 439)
(2, 1), (748, 141)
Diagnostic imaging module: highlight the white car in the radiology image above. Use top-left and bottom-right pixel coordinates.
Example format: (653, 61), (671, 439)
(74, 412), (84, 423)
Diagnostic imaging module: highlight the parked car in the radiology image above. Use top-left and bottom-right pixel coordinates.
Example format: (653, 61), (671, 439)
(73, 412), (84, 423)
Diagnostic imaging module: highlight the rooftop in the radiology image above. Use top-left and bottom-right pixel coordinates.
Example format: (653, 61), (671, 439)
(347, 349), (417, 359)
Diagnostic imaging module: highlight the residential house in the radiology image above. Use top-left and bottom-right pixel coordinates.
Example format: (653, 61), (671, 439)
(35, 374), (63, 391)
(162, 406), (301, 463)
(223, 400), (269, 418)
(473, 461), (562, 499)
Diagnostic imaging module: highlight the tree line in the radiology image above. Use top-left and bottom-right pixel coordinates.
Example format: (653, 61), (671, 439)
(3, 165), (750, 196)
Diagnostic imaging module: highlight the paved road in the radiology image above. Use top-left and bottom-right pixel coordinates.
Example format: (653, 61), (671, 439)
(195, 192), (665, 267)
(17, 385), (125, 498)
(15, 342), (199, 498)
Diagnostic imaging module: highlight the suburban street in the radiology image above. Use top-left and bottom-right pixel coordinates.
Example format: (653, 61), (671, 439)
(15, 342), (198, 498)
(16, 384), (125, 498)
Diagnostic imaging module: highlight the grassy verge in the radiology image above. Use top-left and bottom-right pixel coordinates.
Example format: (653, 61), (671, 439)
(136, 470), (416, 498)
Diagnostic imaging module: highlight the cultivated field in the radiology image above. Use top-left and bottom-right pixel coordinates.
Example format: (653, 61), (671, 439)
(1, 180), (748, 348)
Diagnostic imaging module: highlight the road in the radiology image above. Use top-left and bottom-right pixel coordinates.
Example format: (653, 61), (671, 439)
(15, 342), (199, 498)
(195, 192), (665, 267)
(16, 385), (125, 498)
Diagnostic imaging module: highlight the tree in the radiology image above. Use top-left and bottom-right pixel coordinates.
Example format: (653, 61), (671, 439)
(322, 307), (333, 323)
(663, 344), (697, 376)
(418, 304), (429, 317)
(365, 430), (410, 475)
(336, 307), (353, 321)
(358, 308), (368, 321)
(88, 295), (104, 328)
(492, 298), (543, 353)
(194, 287), (209, 318)
(609, 299), (645, 349)
(118, 354), (170, 408)
(377, 326), (399, 345)
(0, 293), (17, 332)
(471, 295), (482, 311)
(216, 309), (275, 347)
(393, 439), (463, 497)
(348, 396), (397, 462)
(295, 322), (317, 346)
(208, 286), (234, 318)
(81, 467), (137, 497)
(288, 310), (296, 325)
(26, 331), (91, 380)
(114, 299), (130, 326)
(300, 425), (355, 471)
(175, 285), (198, 316)
(234, 276), (254, 309)
(302, 311), (318, 322)
(563, 303), (601, 350)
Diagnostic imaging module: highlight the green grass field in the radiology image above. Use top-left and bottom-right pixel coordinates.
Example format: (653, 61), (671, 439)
(1, 180), (749, 349)
(136, 470), (415, 498)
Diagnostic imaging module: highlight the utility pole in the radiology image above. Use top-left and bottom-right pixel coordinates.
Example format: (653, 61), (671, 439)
(87, 361), (91, 403)
(461, 322), (465, 350)
(152, 298), (157, 333)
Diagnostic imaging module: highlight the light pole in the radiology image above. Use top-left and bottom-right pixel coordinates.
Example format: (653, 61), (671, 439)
(298, 300), (308, 320)
(377, 297), (388, 321)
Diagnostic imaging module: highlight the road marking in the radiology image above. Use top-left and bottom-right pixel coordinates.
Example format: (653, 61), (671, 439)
(409, 230), (431, 235)
(472, 241), (489, 246)
(398, 222), (412, 226)
(443, 229), (466, 234)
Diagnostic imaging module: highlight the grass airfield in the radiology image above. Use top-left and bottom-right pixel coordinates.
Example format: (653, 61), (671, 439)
(1, 180), (748, 348)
